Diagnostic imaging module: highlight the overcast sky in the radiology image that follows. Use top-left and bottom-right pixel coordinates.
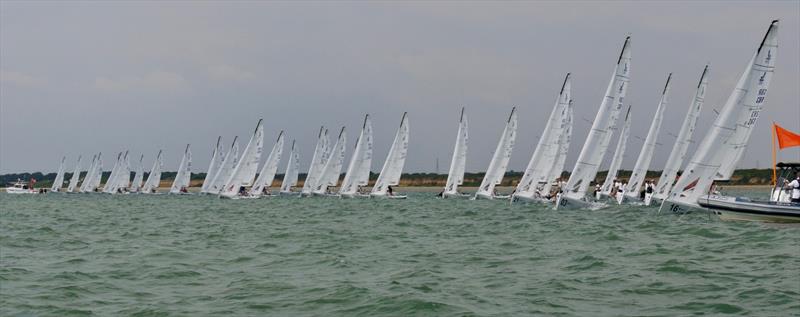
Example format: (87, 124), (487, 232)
(1, 1), (798, 174)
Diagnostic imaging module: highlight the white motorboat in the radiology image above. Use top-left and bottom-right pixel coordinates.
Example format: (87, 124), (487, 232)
(5, 180), (38, 194)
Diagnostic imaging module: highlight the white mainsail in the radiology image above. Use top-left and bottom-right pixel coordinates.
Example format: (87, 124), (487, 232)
(170, 144), (192, 194)
(301, 127), (329, 195)
(280, 140), (300, 193)
(209, 137), (240, 194)
(131, 154), (145, 192)
(340, 115), (374, 197)
(474, 107), (518, 200)
(201, 136), (224, 193)
(600, 106), (632, 194)
(80, 154), (97, 193)
(653, 66), (709, 200)
(371, 112), (410, 196)
(315, 127), (347, 195)
(563, 36), (631, 203)
(66, 155), (82, 192)
(220, 120), (265, 198)
(543, 103), (574, 195)
(515, 74), (572, 200)
(625, 74), (671, 199)
(443, 108), (468, 197)
(250, 131), (285, 197)
(85, 153), (104, 193)
(50, 156), (66, 192)
(665, 21), (778, 211)
(116, 151), (131, 192)
(141, 150), (163, 193)
(103, 152), (123, 193)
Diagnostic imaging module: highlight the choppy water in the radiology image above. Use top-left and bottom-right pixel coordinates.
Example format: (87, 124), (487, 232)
(1, 190), (799, 316)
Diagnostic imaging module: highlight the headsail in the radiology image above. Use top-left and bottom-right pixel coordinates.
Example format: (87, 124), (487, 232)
(142, 150), (163, 193)
(341, 115), (374, 196)
(443, 108), (468, 196)
(170, 144), (192, 194)
(625, 74), (671, 198)
(302, 127), (329, 195)
(131, 154), (145, 192)
(543, 103), (574, 195)
(220, 119), (265, 198)
(600, 106), (632, 194)
(475, 107), (518, 199)
(209, 137), (240, 194)
(51, 156), (66, 192)
(280, 140), (300, 193)
(66, 155), (82, 192)
(250, 131), (285, 197)
(103, 152), (123, 193)
(315, 127), (347, 195)
(201, 136), (224, 193)
(371, 112), (410, 196)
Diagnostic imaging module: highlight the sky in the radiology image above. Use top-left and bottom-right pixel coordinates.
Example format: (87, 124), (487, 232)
(1, 1), (799, 174)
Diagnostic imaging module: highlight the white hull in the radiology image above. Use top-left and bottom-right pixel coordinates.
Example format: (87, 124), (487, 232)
(369, 193), (407, 199)
(279, 191), (301, 196)
(698, 195), (800, 223)
(442, 192), (470, 199)
(340, 193), (370, 199)
(555, 195), (606, 210)
(5, 188), (38, 194)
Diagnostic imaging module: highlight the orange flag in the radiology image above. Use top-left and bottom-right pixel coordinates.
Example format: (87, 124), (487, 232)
(774, 123), (800, 149)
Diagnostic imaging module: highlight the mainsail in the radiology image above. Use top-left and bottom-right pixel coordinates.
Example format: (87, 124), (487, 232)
(280, 140), (300, 193)
(653, 66), (709, 200)
(474, 107), (518, 199)
(302, 127), (329, 195)
(103, 152), (123, 193)
(563, 36), (631, 201)
(80, 154), (97, 193)
(170, 144), (192, 194)
(141, 150), (163, 193)
(371, 112), (409, 196)
(600, 106), (632, 194)
(66, 155), (82, 192)
(315, 127), (346, 195)
(51, 156), (66, 192)
(543, 103), (574, 195)
(625, 74), (671, 198)
(201, 136), (224, 193)
(85, 152), (104, 193)
(220, 120), (265, 198)
(340, 115), (374, 196)
(131, 154), (145, 192)
(515, 74), (572, 199)
(250, 131), (285, 197)
(209, 137), (240, 194)
(443, 108), (468, 196)
(666, 21), (778, 210)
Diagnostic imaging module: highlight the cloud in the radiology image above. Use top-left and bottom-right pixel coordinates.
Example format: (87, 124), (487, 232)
(0, 70), (45, 87)
(93, 71), (188, 92)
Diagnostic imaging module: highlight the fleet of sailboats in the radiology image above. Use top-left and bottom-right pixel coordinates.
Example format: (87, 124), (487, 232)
(28, 21), (794, 221)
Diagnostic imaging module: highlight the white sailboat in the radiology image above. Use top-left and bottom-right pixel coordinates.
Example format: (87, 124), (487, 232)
(474, 107), (518, 200)
(116, 151), (131, 193)
(514, 74), (572, 203)
(623, 74), (672, 203)
(663, 20), (778, 214)
(170, 144), (192, 194)
(280, 140), (301, 195)
(50, 156), (66, 192)
(301, 127), (329, 196)
(249, 131), (285, 198)
(220, 120), (265, 198)
(314, 127), (346, 196)
(651, 66), (709, 204)
(66, 155), (82, 193)
(557, 36), (631, 210)
(340, 115), (374, 198)
(371, 112), (409, 198)
(201, 136), (224, 194)
(130, 154), (145, 193)
(83, 153), (103, 193)
(208, 137), (240, 194)
(103, 152), (123, 193)
(442, 108), (469, 198)
(80, 154), (97, 193)
(141, 150), (163, 194)
(542, 102), (574, 196)
(598, 106), (632, 200)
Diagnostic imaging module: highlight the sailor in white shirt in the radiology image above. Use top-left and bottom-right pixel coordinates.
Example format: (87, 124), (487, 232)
(787, 172), (800, 203)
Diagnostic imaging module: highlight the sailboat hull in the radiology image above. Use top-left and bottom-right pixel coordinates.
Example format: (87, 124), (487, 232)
(555, 195), (606, 210)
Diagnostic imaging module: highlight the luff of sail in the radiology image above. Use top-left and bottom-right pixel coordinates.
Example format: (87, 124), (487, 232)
(221, 120), (265, 198)
(665, 20), (778, 211)
(341, 115), (374, 197)
(474, 107), (518, 200)
(600, 106), (632, 194)
(280, 140), (300, 193)
(51, 156), (66, 192)
(66, 155), (82, 192)
(563, 36), (631, 202)
(250, 131), (285, 197)
(315, 127), (346, 195)
(653, 66), (709, 200)
(170, 144), (192, 194)
(443, 108), (468, 197)
(371, 112), (409, 197)
(201, 136), (224, 193)
(625, 74), (671, 199)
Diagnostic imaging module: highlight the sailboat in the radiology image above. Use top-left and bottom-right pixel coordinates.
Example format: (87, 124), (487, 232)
(597, 106), (632, 202)
(130, 154), (145, 193)
(623, 74), (672, 204)
(116, 151), (132, 193)
(50, 156), (66, 192)
(103, 152), (123, 193)
(514, 74), (573, 203)
(542, 103), (574, 197)
(201, 136), (224, 194)
(474, 107), (518, 200)
(249, 131), (285, 198)
(442, 108), (469, 198)
(80, 154), (97, 193)
(141, 150), (163, 194)
(66, 155), (82, 193)
(208, 137), (240, 194)
(280, 140), (301, 195)
(651, 66), (709, 204)
(301, 127), (329, 196)
(220, 120), (265, 199)
(663, 20), (778, 214)
(82, 152), (103, 193)
(340, 115), (374, 198)
(371, 112), (409, 198)
(557, 35), (631, 210)
(169, 144), (192, 194)
(314, 127), (346, 196)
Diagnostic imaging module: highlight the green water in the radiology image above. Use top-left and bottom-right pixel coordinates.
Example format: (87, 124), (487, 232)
(1, 191), (799, 316)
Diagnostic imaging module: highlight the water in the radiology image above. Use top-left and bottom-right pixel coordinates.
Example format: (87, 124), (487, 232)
(2, 191), (799, 316)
